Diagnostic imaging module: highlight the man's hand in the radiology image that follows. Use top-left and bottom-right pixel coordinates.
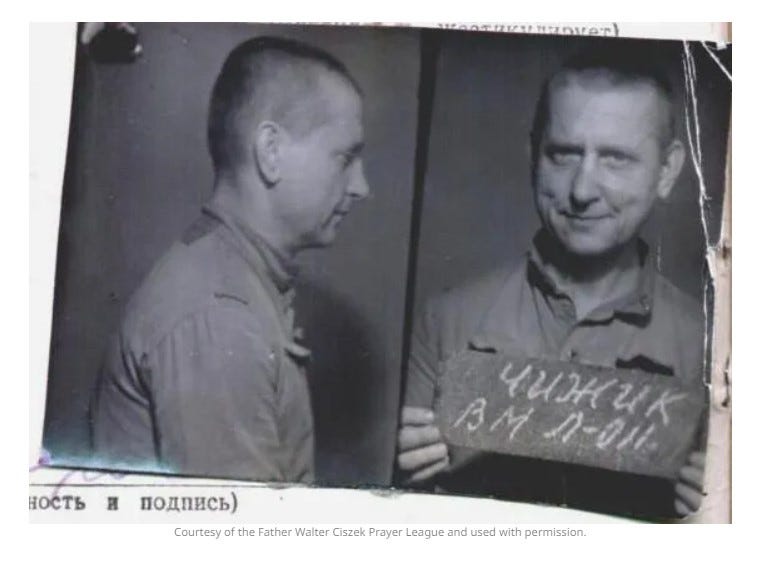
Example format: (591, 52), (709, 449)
(674, 451), (706, 517)
(397, 406), (449, 484)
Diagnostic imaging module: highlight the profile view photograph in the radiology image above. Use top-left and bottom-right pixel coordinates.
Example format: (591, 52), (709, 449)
(42, 23), (420, 488)
(90, 35), (373, 481)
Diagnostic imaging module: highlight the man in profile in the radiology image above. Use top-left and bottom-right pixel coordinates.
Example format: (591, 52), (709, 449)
(397, 49), (705, 517)
(91, 36), (369, 482)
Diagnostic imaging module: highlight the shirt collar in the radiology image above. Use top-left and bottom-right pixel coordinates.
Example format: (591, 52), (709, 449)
(526, 230), (655, 323)
(202, 202), (298, 294)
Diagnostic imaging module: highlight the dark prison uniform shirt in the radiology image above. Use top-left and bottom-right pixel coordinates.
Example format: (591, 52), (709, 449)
(404, 232), (704, 517)
(91, 203), (314, 483)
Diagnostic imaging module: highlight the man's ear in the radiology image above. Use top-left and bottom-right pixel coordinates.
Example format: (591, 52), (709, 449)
(254, 121), (285, 186)
(656, 139), (686, 200)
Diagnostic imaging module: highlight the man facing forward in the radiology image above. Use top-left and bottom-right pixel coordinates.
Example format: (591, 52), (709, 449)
(91, 36), (369, 482)
(398, 49), (705, 517)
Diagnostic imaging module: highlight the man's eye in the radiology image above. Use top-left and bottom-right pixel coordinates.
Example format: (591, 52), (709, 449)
(547, 149), (580, 165)
(338, 153), (355, 168)
(600, 153), (633, 168)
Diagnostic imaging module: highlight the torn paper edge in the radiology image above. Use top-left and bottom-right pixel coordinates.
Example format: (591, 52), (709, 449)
(681, 41), (732, 523)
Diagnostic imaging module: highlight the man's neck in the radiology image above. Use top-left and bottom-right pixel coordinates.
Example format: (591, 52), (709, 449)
(538, 236), (642, 321)
(210, 172), (297, 260)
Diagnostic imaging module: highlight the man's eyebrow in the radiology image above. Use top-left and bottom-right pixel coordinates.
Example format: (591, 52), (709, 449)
(596, 145), (640, 159)
(544, 141), (583, 153)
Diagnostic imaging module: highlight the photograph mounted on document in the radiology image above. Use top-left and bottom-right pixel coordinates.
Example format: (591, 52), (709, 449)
(39, 22), (730, 520)
(399, 31), (730, 519)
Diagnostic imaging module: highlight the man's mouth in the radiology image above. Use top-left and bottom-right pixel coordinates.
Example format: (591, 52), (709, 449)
(560, 211), (610, 221)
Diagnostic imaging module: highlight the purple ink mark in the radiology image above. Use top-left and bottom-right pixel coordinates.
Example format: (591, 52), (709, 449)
(30, 448), (129, 497)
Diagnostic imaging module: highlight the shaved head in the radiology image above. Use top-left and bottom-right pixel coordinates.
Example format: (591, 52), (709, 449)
(208, 36), (361, 175)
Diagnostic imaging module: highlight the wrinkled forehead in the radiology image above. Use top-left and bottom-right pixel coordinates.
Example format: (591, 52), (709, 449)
(549, 67), (668, 100)
(545, 70), (671, 141)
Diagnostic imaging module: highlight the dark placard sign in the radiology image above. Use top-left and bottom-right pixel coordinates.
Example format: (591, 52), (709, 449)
(435, 351), (707, 479)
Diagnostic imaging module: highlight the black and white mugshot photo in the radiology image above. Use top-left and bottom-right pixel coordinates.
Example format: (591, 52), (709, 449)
(44, 23), (420, 487)
(398, 33), (730, 519)
(40, 23), (731, 520)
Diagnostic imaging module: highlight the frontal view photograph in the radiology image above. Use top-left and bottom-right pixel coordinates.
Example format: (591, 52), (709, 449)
(397, 32), (730, 519)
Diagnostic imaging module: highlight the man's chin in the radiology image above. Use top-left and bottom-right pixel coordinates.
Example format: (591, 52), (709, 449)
(557, 236), (618, 258)
(303, 231), (338, 250)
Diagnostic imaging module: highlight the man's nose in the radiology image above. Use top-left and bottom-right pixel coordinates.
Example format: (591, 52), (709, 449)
(347, 160), (370, 201)
(569, 156), (601, 209)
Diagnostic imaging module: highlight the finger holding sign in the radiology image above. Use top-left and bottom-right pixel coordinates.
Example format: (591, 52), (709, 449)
(674, 482), (703, 517)
(399, 424), (444, 451)
(687, 450), (706, 470)
(674, 450), (706, 517)
(398, 441), (447, 470)
(401, 406), (436, 426)
(408, 453), (450, 484)
(397, 406), (449, 483)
